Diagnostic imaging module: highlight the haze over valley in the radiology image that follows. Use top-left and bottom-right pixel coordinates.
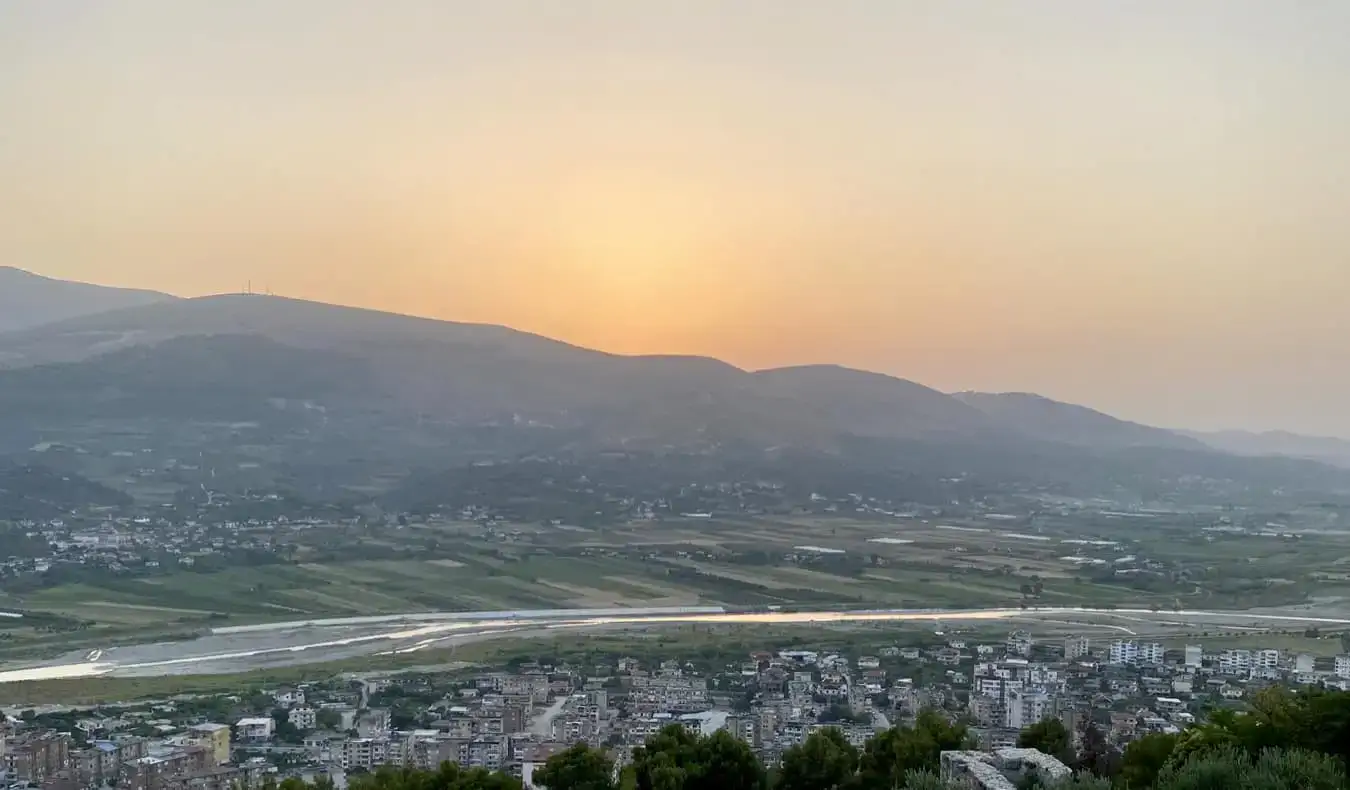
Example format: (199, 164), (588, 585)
(2, 267), (1349, 521)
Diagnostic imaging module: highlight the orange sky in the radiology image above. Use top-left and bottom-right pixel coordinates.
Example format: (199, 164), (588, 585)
(3, 2), (1350, 434)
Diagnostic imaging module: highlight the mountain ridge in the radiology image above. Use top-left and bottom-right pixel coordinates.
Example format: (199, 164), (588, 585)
(0, 266), (176, 334)
(0, 290), (1226, 451)
(2, 277), (1344, 503)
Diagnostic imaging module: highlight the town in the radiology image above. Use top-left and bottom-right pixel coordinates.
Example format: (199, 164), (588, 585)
(6, 626), (1350, 790)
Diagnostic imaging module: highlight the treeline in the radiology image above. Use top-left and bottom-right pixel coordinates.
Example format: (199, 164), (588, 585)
(271, 687), (1350, 790)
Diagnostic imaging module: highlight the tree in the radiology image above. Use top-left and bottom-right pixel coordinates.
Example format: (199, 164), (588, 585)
(1237, 748), (1347, 790)
(1050, 776), (1112, 790)
(632, 725), (766, 790)
(1017, 718), (1072, 764)
(534, 743), (617, 790)
(1118, 732), (1178, 789)
(775, 728), (858, 790)
(316, 708), (343, 730)
(856, 710), (970, 790)
(349, 763), (523, 790)
(271, 708), (304, 744)
(899, 770), (950, 790)
(1153, 746), (1346, 790)
(1074, 723), (1119, 778)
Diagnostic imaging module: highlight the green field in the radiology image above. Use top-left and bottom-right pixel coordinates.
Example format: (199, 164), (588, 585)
(4, 513), (1350, 662)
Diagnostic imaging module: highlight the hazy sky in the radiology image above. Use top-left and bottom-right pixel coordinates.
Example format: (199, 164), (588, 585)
(3, 1), (1350, 435)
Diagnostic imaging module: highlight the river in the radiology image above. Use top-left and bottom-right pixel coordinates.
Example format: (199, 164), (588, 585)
(3, 605), (1348, 685)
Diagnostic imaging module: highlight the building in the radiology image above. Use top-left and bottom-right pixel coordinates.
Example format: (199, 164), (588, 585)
(235, 718), (276, 742)
(1295, 654), (1316, 674)
(289, 708), (318, 731)
(1005, 689), (1054, 731)
(1219, 650), (1253, 676)
(340, 738), (393, 771)
(356, 709), (391, 738)
(1063, 636), (1090, 661)
(1109, 641), (1164, 666)
(1139, 642), (1165, 665)
(1006, 631), (1033, 658)
(4, 732), (71, 783)
(273, 687), (306, 706)
(1184, 645), (1203, 668)
(1256, 650), (1280, 670)
(941, 748), (1071, 790)
(187, 724), (231, 766)
(1336, 655), (1350, 679)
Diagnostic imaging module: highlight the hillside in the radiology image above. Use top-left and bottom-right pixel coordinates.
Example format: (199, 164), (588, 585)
(0, 267), (174, 335)
(0, 291), (1344, 504)
(953, 391), (1205, 451)
(0, 295), (993, 443)
(0, 464), (133, 520)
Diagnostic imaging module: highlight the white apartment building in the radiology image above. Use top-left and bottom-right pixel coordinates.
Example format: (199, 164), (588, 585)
(1063, 637), (1090, 661)
(1220, 650), (1253, 676)
(1335, 655), (1350, 679)
(288, 707), (317, 731)
(1256, 650), (1280, 670)
(236, 718), (276, 742)
(1139, 642), (1165, 665)
(1109, 641), (1164, 666)
(1184, 645), (1203, 668)
(1005, 689), (1054, 731)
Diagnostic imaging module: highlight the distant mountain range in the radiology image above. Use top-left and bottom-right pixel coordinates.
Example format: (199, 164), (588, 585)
(0, 266), (175, 333)
(1183, 430), (1350, 470)
(1, 272), (1347, 502)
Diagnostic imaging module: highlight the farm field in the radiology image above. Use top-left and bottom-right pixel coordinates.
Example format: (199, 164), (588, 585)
(5, 511), (1350, 662)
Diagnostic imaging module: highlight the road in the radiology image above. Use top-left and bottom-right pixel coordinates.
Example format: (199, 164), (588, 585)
(529, 695), (571, 737)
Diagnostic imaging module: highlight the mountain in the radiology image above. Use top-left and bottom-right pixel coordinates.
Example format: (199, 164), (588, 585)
(953, 391), (1205, 451)
(0, 290), (1344, 504)
(0, 267), (175, 335)
(1187, 429), (1350, 469)
(0, 294), (997, 443)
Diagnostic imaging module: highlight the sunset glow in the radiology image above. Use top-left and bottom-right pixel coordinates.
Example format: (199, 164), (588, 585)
(3, 1), (1350, 433)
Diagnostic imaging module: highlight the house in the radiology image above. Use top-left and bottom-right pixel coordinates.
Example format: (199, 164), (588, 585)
(274, 687), (306, 706)
(289, 708), (318, 731)
(236, 718), (276, 742)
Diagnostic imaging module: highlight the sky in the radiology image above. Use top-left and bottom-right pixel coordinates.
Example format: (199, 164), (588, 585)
(2, 1), (1350, 435)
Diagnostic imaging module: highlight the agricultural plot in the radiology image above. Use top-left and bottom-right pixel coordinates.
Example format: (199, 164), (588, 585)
(9, 512), (1350, 663)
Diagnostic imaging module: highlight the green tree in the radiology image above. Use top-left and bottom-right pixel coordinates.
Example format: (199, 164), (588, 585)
(348, 762), (523, 790)
(271, 707), (304, 744)
(1237, 748), (1348, 790)
(316, 707), (344, 730)
(775, 728), (859, 790)
(1154, 746), (1346, 790)
(534, 743), (617, 790)
(1074, 723), (1119, 778)
(1049, 776), (1111, 790)
(1118, 733), (1179, 789)
(632, 725), (766, 790)
(1017, 718), (1072, 764)
(1154, 746), (1248, 790)
(856, 710), (970, 790)
(899, 770), (950, 790)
